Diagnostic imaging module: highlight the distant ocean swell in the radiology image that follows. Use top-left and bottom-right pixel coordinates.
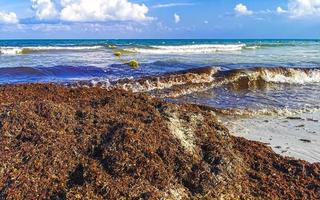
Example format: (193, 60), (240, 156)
(1, 41), (313, 55)
(123, 42), (309, 53)
(0, 44), (268, 55)
(0, 46), (105, 55)
(124, 44), (248, 54)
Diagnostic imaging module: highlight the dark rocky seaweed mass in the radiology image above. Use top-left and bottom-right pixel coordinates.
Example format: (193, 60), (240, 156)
(0, 84), (319, 199)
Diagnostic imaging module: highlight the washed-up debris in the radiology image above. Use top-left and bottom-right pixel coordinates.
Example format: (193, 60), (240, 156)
(299, 139), (312, 143)
(0, 84), (319, 199)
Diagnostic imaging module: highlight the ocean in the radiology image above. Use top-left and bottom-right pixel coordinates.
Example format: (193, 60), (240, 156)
(1, 39), (320, 162)
(1, 39), (320, 110)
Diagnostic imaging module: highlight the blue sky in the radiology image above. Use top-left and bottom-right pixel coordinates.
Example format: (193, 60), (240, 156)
(0, 0), (320, 39)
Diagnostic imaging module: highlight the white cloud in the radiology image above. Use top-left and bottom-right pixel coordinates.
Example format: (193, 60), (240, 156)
(174, 13), (180, 23)
(60, 0), (150, 22)
(0, 11), (19, 24)
(204, 20), (209, 24)
(234, 3), (253, 16)
(277, 6), (287, 13)
(31, 0), (58, 20)
(287, 0), (320, 17)
(30, 0), (151, 22)
(153, 3), (194, 9)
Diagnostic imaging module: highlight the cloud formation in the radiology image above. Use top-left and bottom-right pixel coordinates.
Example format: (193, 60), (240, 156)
(0, 11), (19, 24)
(31, 0), (150, 22)
(276, 0), (320, 17)
(287, 0), (320, 17)
(234, 3), (253, 16)
(277, 6), (287, 14)
(174, 13), (180, 23)
(32, 0), (58, 20)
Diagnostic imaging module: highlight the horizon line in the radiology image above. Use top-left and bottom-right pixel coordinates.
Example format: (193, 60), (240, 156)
(0, 38), (319, 40)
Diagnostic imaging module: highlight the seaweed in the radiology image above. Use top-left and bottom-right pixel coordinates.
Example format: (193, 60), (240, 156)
(0, 84), (318, 199)
(125, 60), (139, 69)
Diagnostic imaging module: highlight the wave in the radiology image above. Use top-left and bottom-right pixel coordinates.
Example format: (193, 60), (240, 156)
(2, 65), (319, 98)
(0, 42), (295, 55)
(82, 66), (220, 97)
(124, 44), (247, 54)
(252, 43), (297, 48)
(81, 66), (320, 98)
(0, 46), (104, 55)
(215, 67), (320, 86)
(243, 45), (260, 50)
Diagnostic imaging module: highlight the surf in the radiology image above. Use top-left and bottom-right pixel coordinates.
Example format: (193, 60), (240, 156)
(124, 44), (247, 54)
(0, 46), (104, 55)
(94, 66), (320, 96)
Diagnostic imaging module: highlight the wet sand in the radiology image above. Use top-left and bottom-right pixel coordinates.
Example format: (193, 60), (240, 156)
(224, 112), (320, 163)
(0, 84), (319, 199)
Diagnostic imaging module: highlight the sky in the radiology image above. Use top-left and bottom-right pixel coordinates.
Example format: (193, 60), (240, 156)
(0, 0), (320, 39)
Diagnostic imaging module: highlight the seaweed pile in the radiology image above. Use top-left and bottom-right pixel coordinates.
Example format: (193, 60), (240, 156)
(0, 84), (319, 199)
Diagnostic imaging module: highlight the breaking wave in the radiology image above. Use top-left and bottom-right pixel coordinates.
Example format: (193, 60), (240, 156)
(80, 67), (220, 97)
(125, 44), (248, 54)
(77, 66), (320, 98)
(214, 67), (320, 86)
(0, 46), (104, 55)
(2, 64), (319, 98)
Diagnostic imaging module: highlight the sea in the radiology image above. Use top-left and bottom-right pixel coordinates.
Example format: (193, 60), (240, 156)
(1, 39), (320, 162)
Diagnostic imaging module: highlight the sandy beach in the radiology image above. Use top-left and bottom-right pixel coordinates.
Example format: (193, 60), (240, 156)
(224, 111), (320, 163)
(0, 84), (319, 199)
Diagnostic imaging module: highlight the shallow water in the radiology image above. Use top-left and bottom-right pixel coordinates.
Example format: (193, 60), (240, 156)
(174, 82), (320, 114)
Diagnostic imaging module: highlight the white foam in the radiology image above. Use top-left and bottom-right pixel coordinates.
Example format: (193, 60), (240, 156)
(260, 68), (320, 84)
(0, 46), (104, 55)
(244, 45), (260, 49)
(0, 47), (23, 55)
(109, 67), (220, 94)
(224, 68), (320, 85)
(125, 44), (246, 54)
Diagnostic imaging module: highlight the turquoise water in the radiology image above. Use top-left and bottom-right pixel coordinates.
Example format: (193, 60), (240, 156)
(1, 39), (320, 112)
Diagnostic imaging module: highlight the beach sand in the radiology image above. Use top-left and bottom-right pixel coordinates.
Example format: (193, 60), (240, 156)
(224, 112), (320, 163)
(0, 84), (319, 199)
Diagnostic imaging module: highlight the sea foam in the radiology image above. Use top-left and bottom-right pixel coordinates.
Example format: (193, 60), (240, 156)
(77, 66), (320, 98)
(125, 44), (247, 54)
(0, 46), (104, 55)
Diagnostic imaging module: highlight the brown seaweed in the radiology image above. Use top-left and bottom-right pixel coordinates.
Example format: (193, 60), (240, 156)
(0, 84), (318, 199)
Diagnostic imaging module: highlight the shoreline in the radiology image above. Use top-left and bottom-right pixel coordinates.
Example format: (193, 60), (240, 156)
(224, 112), (320, 163)
(0, 83), (319, 199)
